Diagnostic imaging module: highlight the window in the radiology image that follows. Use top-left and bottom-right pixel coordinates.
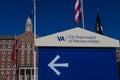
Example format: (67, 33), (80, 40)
(2, 44), (6, 48)
(20, 69), (24, 75)
(22, 43), (25, 48)
(21, 49), (24, 55)
(7, 63), (11, 68)
(27, 43), (30, 48)
(27, 27), (31, 31)
(26, 69), (30, 75)
(21, 50), (23, 53)
(2, 50), (5, 55)
(7, 56), (11, 61)
(21, 56), (24, 60)
(2, 43), (5, 48)
(1, 69), (4, 75)
(7, 70), (10, 74)
(3, 40), (5, 42)
(2, 40), (6, 48)
(9, 40), (11, 42)
(8, 43), (11, 48)
(1, 63), (5, 68)
(8, 50), (11, 55)
(22, 38), (24, 41)
(1, 56), (5, 61)
(27, 36), (30, 42)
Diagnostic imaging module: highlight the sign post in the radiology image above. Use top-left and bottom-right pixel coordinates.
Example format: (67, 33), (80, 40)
(35, 27), (119, 80)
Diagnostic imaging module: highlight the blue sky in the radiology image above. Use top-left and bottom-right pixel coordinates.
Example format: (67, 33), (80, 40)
(0, 0), (120, 40)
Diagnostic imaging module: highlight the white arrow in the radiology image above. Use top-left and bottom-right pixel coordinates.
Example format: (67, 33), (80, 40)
(48, 55), (69, 76)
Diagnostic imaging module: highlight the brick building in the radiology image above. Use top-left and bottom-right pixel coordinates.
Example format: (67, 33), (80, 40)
(0, 17), (38, 80)
(0, 35), (14, 80)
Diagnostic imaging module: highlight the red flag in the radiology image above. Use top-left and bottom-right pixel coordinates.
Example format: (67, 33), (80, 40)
(75, 0), (82, 24)
(11, 36), (18, 64)
(15, 36), (18, 52)
(11, 47), (15, 62)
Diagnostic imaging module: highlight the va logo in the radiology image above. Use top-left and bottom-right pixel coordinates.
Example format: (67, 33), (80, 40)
(57, 36), (65, 42)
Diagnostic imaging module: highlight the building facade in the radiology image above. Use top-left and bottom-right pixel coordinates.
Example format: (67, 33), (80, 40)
(0, 35), (14, 80)
(0, 17), (38, 80)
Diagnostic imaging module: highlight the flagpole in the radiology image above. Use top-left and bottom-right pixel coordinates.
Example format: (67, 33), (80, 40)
(81, 0), (85, 29)
(13, 34), (16, 80)
(33, 0), (36, 80)
(13, 35), (16, 80)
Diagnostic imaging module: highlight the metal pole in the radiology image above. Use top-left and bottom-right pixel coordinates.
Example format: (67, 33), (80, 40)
(81, 0), (85, 29)
(13, 35), (16, 80)
(33, 0), (36, 80)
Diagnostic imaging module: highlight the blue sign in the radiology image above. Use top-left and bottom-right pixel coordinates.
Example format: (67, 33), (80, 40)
(38, 48), (118, 80)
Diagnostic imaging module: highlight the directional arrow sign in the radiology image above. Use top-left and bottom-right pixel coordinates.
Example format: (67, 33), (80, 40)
(39, 48), (118, 80)
(48, 55), (69, 76)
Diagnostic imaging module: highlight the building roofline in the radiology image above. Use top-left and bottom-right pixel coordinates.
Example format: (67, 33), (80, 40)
(0, 35), (15, 40)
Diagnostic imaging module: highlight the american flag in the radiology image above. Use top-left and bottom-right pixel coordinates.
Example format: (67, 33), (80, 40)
(75, 0), (82, 24)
